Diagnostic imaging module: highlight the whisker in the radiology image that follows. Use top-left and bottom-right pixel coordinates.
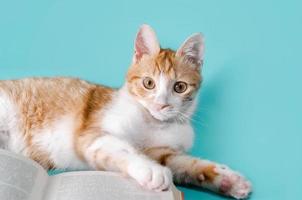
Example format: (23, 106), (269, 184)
(170, 110), (206, 127)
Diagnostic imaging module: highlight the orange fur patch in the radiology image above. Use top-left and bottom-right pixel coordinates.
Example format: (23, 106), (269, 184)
(202, 165), (219, 182)
(144, 146), (179, 166)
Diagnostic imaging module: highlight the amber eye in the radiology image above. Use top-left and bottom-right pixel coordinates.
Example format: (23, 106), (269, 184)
(174, 81), (187, 93)
(143, 77), (155, 89)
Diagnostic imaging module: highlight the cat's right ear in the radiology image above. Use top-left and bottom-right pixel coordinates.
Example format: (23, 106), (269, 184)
(176, 33), (205, 69)
(133, 24), (160, 64)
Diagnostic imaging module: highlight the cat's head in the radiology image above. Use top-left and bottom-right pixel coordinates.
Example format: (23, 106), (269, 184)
(126, 24), (204, 122)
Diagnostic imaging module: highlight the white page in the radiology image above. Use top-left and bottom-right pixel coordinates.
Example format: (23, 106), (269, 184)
(44, 171), (175, 200)
(0, 149), (49, 200)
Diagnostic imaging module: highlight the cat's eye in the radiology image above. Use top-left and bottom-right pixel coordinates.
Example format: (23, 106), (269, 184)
(143, 77), (155, 89)
(174, 81), (187, 93)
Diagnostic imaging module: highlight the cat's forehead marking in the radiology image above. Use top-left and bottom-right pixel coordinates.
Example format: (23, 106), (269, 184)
(153, 49), (202, 88)
(154, 49), (176, 80)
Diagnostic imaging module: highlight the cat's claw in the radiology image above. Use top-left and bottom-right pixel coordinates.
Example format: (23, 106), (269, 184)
(214, 165), (252, 199)
(128, 159), (172, 191)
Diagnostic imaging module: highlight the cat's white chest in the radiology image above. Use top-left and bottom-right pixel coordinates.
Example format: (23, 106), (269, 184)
(101, 94), (194, 151)
(144, 123), (194, 151)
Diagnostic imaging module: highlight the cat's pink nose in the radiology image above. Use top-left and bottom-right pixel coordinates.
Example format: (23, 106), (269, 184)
(155, 104), (170, 111)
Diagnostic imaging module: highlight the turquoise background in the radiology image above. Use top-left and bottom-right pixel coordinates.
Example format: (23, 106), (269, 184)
(1, 0), (301, 199)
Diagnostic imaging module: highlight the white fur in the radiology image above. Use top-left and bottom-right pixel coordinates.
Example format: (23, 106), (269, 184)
(154, 73), (169, 105)
(127, 155), (172, 191)
(32, 115), (89, 170)
(101, 87), (194, 151)
(0, 92), (27, 155)
(101, 88), (148, 147)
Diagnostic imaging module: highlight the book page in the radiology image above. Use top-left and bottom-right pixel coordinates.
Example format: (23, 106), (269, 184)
(171, 185), (184, 200)
(0, 149), (49, 200)
(44, 171), (176, 200)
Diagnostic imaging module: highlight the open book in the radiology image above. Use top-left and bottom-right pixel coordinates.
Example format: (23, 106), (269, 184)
(0, 149), (183, 200)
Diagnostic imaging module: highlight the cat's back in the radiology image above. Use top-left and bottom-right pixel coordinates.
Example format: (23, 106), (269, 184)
(0, 77), (106, 112)
(0, 77), (93, 104)
(0, 77), (114, 132)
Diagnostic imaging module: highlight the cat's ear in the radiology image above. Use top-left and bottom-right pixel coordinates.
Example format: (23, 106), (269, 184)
(133, 24), (160, 64)
(176, 33), (205, 68)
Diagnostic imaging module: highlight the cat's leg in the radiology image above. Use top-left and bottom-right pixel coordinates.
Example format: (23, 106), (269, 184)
(76, 134), (172, 191)
(144, 147), (252, 199)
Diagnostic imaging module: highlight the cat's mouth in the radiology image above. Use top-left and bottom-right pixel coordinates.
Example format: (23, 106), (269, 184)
(145, 106), (178, 122)
(137, 100), (178, 122)
(148, 109), (169, 121)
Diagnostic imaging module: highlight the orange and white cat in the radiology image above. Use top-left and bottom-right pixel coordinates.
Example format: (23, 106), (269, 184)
(0, 25), (251, 199)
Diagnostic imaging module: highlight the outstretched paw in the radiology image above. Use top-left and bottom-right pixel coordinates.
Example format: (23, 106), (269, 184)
(214, 165), (252, 199)
(193, 161), (252, 199)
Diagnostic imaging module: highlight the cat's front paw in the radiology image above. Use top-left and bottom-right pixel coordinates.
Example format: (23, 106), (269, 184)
(127, 158), (172, 191)
(212, 165), (252, 199)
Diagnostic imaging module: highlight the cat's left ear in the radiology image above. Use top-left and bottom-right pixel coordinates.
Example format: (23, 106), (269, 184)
(133, 24), (160, 64)
(176, 33), (205, 69)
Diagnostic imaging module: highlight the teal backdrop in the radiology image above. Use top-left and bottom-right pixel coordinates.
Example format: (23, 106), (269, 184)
(1, 0), (301, 199)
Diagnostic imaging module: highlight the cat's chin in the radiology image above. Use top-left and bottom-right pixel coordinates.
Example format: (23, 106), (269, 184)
(147, 109), (175, 122)
(150, 112), (169, 122)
